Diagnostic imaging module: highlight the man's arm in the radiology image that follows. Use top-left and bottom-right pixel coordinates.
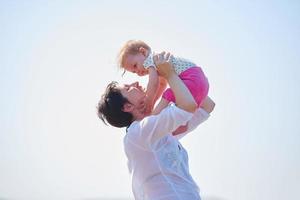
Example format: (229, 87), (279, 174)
(155, 52), (197, 113)
(141, 52), (197, 144)
(172, 96), (215, 136)
(200, 96), (215, 114)
(173, 96), (215, 137)
(153, 76), (167, 103)
(144, 67), (159, 115)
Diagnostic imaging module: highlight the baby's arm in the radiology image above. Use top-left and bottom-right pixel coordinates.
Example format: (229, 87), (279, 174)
(145, 67), (159, 114)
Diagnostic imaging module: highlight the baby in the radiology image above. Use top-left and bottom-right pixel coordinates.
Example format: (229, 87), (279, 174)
(118, 40), (209, 117)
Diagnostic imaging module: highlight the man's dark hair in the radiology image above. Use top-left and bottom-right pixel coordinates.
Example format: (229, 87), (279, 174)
(97, 81), (133, 128)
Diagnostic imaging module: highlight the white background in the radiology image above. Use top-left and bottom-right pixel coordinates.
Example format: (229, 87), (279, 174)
(1, 0), (299, 199)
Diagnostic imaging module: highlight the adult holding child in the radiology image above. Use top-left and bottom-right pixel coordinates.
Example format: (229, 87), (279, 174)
(97, 52), (215, 200)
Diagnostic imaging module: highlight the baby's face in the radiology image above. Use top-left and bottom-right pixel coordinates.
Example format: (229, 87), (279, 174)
(123, 53), (149, 76)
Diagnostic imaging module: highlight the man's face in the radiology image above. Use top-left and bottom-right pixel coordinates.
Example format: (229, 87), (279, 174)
(123, 53), (149, 76)
(119, 82), (146, 107)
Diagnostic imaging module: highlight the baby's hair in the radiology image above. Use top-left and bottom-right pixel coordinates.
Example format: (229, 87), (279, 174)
(117, 40), (151, 70)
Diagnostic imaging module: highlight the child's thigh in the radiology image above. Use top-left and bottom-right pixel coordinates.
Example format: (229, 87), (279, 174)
(180, 67), (209, 105)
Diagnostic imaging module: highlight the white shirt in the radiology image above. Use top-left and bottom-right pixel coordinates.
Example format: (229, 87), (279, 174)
(143, 52), (196, 75)
(123, 104), (210, 200)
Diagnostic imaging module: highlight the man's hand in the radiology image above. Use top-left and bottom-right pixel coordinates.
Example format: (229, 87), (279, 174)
(154, 52), (175, 79)
(172, 124), (188, 136)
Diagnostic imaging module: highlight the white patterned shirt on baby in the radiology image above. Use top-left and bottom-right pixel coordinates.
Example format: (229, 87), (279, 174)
(143, 52), (196, 75)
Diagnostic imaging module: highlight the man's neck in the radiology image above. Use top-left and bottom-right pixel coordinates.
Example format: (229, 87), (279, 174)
(132, 109), (145, 122)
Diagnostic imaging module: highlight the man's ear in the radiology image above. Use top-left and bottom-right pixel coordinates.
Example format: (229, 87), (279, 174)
(122, 102), (134, 112)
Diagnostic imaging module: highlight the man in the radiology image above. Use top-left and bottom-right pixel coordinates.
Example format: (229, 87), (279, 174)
(97, 52), (215, 200)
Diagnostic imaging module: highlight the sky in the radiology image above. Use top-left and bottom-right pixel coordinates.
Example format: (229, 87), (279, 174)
(0, 0), (299, 199)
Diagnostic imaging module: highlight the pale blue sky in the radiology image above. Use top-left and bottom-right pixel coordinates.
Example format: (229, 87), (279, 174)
(1, 1), (299, 200)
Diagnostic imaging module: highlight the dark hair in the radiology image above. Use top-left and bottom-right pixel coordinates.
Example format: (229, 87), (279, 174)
(97, 81), (133, 128)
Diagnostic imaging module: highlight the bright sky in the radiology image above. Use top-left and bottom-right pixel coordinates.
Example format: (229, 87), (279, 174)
(1, 1), (299, 200)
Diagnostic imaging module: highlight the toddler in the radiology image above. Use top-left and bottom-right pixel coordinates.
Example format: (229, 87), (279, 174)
(117, 40), (209, 117)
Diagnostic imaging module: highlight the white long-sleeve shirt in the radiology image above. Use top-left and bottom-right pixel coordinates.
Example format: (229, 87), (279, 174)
(123, 104), (210, 200)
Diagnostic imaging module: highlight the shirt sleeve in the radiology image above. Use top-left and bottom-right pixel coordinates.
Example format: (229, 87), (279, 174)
(143, 53), (156, 69)
(174, 108), (210, 140)
(127, 104), (193, 149)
